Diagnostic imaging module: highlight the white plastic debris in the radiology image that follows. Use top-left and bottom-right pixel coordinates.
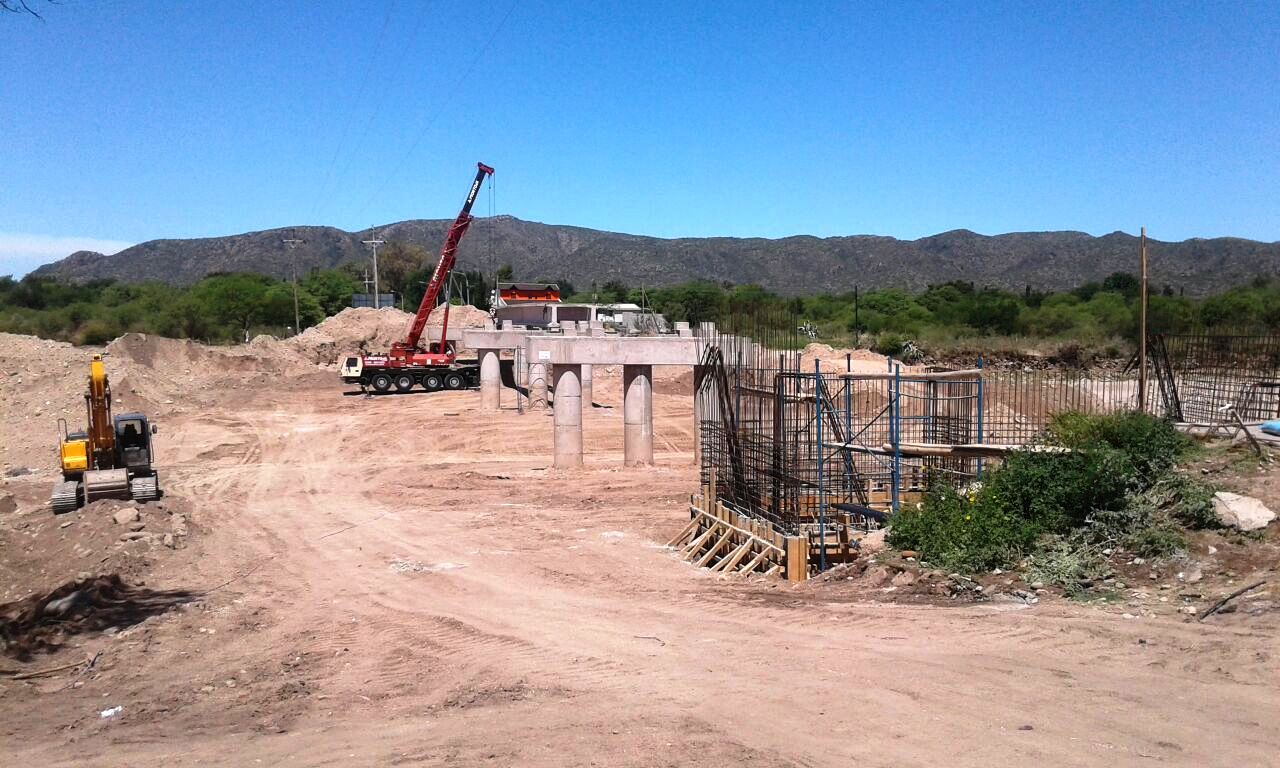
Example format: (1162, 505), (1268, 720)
(99, 705), (123, 719)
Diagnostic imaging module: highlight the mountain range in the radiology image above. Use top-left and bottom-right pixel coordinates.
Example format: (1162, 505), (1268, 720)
(31, 216), (1280, 296)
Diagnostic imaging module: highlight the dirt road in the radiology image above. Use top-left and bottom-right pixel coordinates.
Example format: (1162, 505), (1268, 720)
(3, 375), (1277, 767)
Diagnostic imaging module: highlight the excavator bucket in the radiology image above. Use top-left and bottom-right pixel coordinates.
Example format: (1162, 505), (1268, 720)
(84, 468), (130, 504)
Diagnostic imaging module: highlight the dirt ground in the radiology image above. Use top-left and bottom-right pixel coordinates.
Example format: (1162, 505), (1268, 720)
(1, 331), (1278, 767)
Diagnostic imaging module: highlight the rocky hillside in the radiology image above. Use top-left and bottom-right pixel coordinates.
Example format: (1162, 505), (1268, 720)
(31, 216), (1280, 296)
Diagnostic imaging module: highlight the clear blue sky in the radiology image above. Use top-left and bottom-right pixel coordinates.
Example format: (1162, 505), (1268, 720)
(2, 0), (1278, 275)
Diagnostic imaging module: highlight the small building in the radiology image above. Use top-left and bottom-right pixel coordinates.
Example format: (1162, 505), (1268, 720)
(496, 282), (561, 305)
(492, 281), (667, 333)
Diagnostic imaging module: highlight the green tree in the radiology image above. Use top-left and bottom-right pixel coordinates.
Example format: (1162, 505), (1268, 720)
(376, 242), (429, 299)
(600, 280), (629, 303)
(302, 269), (361, 315)
(191, 273), (273, 340)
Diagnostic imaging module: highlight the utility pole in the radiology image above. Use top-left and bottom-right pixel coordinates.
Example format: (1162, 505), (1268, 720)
(361, 237), (385, 308)
(1138, 227), (1149, 412)
(282, 238), (304, 335)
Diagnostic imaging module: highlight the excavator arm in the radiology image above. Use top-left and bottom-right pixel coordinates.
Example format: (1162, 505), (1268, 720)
(401, 162), (494, 352)
(86, 354), (114, 466)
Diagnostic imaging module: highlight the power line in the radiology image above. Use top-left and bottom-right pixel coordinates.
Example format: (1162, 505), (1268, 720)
(308, 0), (399, 221)
(361, 237), (386, 308)
(351, 0), (518, 221)
(324, 3), (434, 222)
(282, 238), (304, 334)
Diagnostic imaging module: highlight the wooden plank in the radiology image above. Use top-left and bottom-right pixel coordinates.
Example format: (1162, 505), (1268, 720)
(681, 526), (716, 559)
(741, 548), (771, 574)
(785, 536), (808, 582)
(713, 541), (753, 573)
(695, 529), (733, 568)
(763, 564), (783, 577)
(838, 368), (981, 381)
(666, 517), (700, 548)
(685, 504), (785, 555)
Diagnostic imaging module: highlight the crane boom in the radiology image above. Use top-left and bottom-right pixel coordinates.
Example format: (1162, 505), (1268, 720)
(399, 162), (494, 353)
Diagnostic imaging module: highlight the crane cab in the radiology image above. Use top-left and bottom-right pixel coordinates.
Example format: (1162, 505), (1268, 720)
(340, 356), (364, 380)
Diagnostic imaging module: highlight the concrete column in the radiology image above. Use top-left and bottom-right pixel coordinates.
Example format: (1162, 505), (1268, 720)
(581, 364), (593, 406)
(479, 348), (501, 411)
(553, 364), (583, 468)
(623, 364), (654, 466)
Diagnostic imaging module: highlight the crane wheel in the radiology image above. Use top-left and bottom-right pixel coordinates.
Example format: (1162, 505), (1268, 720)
(423, 373), (444, 391)
(445, 372), (465, 390)
(394, 374), (415, 392)
(371, 373), (393, 393)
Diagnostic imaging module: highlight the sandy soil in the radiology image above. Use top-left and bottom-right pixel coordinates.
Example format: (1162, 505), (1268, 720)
(1, 334), (1278, 767)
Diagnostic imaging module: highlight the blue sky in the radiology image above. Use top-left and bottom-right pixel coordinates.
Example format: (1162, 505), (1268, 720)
(2, 0), (1277, 276)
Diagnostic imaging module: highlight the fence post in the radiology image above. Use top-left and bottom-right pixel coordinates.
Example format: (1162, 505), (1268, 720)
(976, 355), (985, 479)
(845, 352), (853, 503)
(891, 364), (901, 515)
(815, 359), (826, 572)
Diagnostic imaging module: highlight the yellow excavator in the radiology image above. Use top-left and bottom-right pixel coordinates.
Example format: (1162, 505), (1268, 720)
(51, 355), (161, 513)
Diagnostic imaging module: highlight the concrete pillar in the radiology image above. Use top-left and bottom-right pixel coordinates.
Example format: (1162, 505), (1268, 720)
(581, 364), (593, 406)
(623, 364), (654, 466)
(479, 348), (501, 411)
(553, 364), (583, 468)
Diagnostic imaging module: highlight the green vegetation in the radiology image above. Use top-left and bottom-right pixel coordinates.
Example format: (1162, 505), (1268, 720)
(4, 265), (1279, 348)
(567, 273), (1280, 354)
(887, 412), (1216, 580)
(0, 270), (359, 344)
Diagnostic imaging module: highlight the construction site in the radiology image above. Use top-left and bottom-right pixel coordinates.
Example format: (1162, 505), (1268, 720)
(2, 218), (1280, 766)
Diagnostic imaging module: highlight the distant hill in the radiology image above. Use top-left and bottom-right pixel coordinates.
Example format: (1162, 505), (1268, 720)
(31, 216), (1280, 296)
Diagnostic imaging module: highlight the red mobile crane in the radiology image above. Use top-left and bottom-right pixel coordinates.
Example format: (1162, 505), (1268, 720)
(340, 162), (495, 393)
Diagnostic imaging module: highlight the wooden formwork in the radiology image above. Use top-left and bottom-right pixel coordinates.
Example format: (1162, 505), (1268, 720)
(671, 490), (807, 582)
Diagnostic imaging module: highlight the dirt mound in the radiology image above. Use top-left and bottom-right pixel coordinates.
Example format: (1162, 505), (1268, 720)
(800, 343), (892, 375)
(290, 305), (491, 365)
(0, 573), (195, 659)
(0, 333), (99, 473)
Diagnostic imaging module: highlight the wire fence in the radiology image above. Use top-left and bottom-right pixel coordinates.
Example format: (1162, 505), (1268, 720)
(695, 318), (1280, 571)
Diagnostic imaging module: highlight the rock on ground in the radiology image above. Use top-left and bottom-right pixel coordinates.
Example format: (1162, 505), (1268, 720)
(1213, 491), (1276, 531)
(113, 507), (141, 526)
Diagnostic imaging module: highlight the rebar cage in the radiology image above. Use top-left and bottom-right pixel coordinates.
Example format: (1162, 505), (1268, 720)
(695, 314), (1280, 573)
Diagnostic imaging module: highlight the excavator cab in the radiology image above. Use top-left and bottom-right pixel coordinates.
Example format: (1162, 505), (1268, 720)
(114, 413), (156, 472)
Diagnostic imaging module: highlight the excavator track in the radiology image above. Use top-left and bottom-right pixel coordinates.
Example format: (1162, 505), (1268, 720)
(51, 480), (82, 514)
(130, 475), (160, 503)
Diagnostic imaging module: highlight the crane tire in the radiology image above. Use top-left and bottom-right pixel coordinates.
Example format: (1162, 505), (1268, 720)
(394, 374), (415, 392)
(445, 372), (465, 390)
(423, 373), (444, 391)
(371, 373), (393, 393)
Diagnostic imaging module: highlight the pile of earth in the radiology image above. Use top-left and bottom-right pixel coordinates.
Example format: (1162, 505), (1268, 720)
(288, 305), (491, 365)
(0, 495), (196, 607)
(799, 343), (897, 375)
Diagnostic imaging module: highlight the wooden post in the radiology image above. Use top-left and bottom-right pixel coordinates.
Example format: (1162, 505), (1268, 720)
(1138, 226), (1149, 413)
(785, 535), (808, 582)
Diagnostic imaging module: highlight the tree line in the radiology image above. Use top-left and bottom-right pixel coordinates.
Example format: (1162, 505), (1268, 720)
(3, 258), (1277, 350)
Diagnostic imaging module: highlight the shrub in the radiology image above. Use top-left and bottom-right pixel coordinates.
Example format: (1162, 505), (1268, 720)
(984, 449), (1133, 532)
(1025, 534), (1108, 595)
(1047, 411), (1192, 485)
(887, 486), (1036, 572)
(889, 412), (1206, 574)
